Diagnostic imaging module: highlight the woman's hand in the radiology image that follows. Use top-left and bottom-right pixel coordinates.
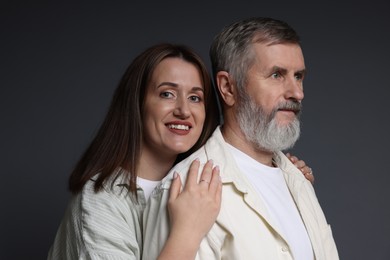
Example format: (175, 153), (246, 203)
(286, 153), (315, 184)
(158, 159), (222, 260)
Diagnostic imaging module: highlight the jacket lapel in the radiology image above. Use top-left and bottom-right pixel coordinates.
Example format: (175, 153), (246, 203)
(277, 152), (324, 259)
(203, 128), (290, 244)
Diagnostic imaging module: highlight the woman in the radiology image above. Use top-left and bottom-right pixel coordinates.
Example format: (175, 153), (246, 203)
(48, 43), (313, 260)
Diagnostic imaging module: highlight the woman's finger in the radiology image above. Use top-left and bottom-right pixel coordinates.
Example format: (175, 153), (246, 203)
(294, 159), (306, 168)
(198, 160), (214, 186)
(301, 166), (315, 183)
(184, 158), (201, 190)
(169, 172), (182, 201)
(208, 165), (221, 194)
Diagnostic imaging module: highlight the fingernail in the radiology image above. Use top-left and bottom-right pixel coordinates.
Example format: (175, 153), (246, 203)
(173, 171), (178, 179)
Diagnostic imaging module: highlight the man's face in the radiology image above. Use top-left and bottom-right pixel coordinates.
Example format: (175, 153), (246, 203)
(236, 42), (305, 152)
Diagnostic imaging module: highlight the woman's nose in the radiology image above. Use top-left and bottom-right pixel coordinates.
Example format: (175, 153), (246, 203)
(173, 98), (190, 118)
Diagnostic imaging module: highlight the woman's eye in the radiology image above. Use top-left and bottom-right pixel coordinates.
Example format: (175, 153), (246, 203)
(189, 95), (202, 103)
(160, 92), (174, 98)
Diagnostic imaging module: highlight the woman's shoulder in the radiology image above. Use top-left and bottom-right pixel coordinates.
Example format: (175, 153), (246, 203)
(82, 172), (133, 202)
(66, 174), (141, 228)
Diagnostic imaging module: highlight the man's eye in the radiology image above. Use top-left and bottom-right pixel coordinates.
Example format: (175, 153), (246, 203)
(295, 74), (303, 80)
(271, 72), (280, 79)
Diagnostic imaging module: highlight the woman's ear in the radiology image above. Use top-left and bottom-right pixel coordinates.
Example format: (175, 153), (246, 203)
(216, 71), (236, 107)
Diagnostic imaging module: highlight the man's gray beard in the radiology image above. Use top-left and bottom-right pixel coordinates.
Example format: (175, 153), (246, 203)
(236, 92), (301, 153)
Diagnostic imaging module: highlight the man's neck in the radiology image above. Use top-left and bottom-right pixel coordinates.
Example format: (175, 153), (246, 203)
(221, 123), (275, 167)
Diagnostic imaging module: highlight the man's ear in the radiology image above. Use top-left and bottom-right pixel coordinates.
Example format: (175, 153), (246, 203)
(216, 71), (236, 106)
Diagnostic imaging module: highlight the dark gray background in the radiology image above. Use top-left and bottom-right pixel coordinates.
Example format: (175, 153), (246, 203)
(1, 1), (389, 259)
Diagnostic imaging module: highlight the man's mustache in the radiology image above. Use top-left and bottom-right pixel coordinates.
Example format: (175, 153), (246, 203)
(276, 100), (302, 114)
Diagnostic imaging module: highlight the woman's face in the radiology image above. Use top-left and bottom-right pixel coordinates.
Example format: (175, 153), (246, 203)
(142, 57), (206, 158)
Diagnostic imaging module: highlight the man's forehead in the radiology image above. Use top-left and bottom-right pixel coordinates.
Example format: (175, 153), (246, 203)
(252, 42), (305, 69)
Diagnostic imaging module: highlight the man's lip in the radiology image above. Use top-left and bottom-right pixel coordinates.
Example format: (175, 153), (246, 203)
(278, 108), (300, 114)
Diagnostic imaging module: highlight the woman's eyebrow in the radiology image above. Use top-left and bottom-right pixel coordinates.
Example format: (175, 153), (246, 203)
(191, 86), (204, 92)
(157, 82), (204, 92)
(157, 81), (178, 88)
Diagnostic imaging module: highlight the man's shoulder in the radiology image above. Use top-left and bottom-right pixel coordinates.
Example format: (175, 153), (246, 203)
(164, 145), (209, 185)
(274, 152), (303, 175)
(166, 127), (223, 179)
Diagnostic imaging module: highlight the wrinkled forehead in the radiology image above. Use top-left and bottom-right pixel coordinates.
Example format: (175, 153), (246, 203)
(251, 41), (300, 69)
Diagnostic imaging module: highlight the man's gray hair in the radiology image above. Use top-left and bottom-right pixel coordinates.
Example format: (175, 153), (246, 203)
(210, 17), (301, 98)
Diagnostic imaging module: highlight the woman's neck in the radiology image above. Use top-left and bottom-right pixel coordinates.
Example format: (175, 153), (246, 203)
(137, 147), (177, 181)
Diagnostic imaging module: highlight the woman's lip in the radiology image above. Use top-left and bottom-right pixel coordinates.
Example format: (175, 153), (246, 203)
(166, 124), (191, 135)
(166, 121), (192, 128)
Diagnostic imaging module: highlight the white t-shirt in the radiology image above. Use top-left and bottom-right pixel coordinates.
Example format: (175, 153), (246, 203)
(227, 144), (314, 260)
(137, 177), (161, 201)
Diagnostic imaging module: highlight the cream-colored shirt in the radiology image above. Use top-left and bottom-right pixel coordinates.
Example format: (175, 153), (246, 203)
(143, 127), (339, 260)
(48, 174), (147, 260)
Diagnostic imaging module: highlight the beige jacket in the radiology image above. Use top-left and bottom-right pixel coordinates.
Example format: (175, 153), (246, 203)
(143, 127), (339, 259)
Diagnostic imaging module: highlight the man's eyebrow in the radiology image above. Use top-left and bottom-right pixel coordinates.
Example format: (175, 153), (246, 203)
(269, 66), (306, 76)
(270, 66), (287, 75)
(296, 69), (306, 75)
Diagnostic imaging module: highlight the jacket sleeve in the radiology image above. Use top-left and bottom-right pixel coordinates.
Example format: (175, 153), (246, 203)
(48, 181), (142, 260)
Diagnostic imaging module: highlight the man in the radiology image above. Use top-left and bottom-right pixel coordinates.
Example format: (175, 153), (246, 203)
(143, 17), (339, 259)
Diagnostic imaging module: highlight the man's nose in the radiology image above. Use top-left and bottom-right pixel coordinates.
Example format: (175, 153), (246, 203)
(285, 77), (304, 102)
